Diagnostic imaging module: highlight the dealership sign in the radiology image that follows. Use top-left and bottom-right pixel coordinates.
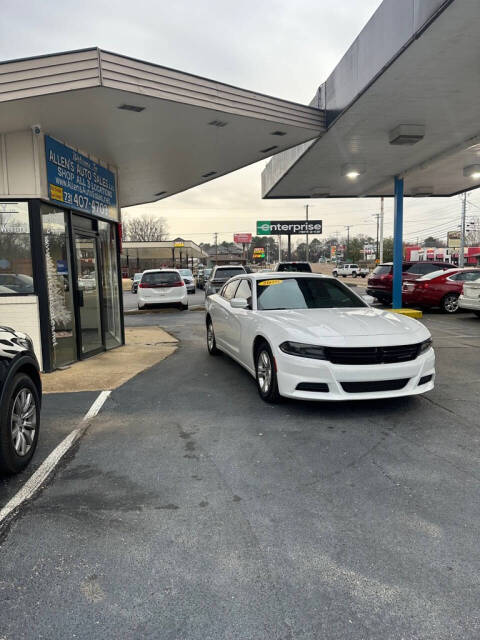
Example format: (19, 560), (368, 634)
(234, 233), (252, 244)
(253, 247), (265, 258)
(257, 220), (322, 235)
(45, 135), (117, 219)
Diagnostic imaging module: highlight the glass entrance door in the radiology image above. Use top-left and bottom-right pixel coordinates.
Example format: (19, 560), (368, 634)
(73, 231), (103, 356)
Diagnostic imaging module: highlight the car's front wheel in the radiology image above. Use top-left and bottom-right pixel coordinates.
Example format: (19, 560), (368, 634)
(442, 293), (459, 313)
(0, 373), (40, 475)
(206, 319), (220, 355)
(352, 271), (357, 278)
(255, 343), (280, 403)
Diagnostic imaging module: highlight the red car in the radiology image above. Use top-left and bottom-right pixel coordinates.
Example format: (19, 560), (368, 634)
(402, 268), (480, 313)
(367, 261), (453, 304)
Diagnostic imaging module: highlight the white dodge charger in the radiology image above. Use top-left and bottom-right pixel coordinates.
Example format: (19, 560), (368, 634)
(205, 272), (435, 403)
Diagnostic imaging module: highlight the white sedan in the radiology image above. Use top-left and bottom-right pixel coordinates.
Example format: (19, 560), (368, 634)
(138, 269), (188, 310)
(205, 273), (435, 402)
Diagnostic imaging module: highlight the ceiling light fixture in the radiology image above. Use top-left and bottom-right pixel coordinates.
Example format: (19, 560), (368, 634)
(271, 131), (287, 136)
(202, 171), (217, 178)
(411, 187), (434, 197)
(342, 163), (365, 180)
(118, 104), (145, 112)
(389, 124), (425, 146)
(260, 145), (279, 154)
(463, 164), (480, 179)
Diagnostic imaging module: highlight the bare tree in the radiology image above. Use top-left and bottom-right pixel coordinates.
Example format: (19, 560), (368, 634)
(123, 215), (169, 242)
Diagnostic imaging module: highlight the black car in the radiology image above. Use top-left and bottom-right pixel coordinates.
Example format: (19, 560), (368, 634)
(275, 262), (312, 273)
(0, 326), (42, 474)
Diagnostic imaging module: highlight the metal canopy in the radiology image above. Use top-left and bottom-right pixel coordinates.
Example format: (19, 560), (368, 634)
(0, 49), (324, 207)
(262, 0), (480, 199)
(122, 240), (207, 261)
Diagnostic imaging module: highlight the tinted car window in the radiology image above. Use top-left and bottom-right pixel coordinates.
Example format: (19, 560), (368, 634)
(277, 263), (312, 272)
(235, 279), (253, 307)
(142, 271), (181, 285)
(214, 268), (245, 280)
(178, 269), (193, 278)
(407, 263), (437, 275)
(372, 265), (392, 276)
(256, 277), (366, 310)
(450, 271), (480, 281)
(222, 280), (240, 300)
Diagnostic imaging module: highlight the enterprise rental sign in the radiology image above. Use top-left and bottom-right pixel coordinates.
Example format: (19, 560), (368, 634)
(45, 135), (117, 218)
(257, 220), (323, 235)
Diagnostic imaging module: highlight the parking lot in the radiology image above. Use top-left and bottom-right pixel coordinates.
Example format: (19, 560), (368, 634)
(1, 295), (479, 639)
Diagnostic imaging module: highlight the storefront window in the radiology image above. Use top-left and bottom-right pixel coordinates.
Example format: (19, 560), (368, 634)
(41, 205), (76, 368)
(0, 201), (34, 294)
(98, 221), (122, 349)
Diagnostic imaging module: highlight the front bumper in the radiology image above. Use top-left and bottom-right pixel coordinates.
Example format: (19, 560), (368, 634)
(275, 347), (435, 401)
(366, 287), (391, 301)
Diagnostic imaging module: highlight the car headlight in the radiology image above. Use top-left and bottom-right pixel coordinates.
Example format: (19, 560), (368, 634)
(418, 338), (433, 355)
(279, 341), (327, 360)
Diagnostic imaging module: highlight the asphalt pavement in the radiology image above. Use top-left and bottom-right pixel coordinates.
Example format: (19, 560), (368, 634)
(1, 303), (479, 639)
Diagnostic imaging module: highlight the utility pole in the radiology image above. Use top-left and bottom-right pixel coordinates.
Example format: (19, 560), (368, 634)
(305, 204), (309, 262)
(379, 196), (384, 263)
(373, 213), (380, 262)
(345, 226), (351, 261)
(459, 193), (467, 267)
(214, 232), (218, 267)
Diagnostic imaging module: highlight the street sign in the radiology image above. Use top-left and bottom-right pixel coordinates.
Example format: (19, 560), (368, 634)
(447, 231), (461, 248)
(253, 247), (265, 258)
(234, 233), (252, 244)
(257, 220), (322, 235)
(45, 135), (117, 219)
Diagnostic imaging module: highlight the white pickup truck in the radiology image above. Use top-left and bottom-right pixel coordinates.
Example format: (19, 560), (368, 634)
(332, 263), (369, 278)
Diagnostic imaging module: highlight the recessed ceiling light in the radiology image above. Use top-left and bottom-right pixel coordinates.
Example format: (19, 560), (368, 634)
(463, 164), (480, 179)
(389, 124), (425, 145)
(271, 131), (286, 136)
(202, 171), (217, 178)
(118, 104), (145, 112)
(342, 163), (366, 179)
(208, 120), (228, 127)
(154, 191), (167, 197)
(260, 145), (278, 153)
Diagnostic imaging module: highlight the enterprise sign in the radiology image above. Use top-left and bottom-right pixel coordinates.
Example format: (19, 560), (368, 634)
(45, 135), (117, 219)
(257, 220), (322, 236)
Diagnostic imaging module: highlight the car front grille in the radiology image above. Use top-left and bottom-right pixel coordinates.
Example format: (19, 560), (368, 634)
(324, 344), (420, 365)
(341, 379), (409, 393)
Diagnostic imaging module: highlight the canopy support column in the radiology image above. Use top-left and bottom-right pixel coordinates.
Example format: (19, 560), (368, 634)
(393, 176), (404, 309)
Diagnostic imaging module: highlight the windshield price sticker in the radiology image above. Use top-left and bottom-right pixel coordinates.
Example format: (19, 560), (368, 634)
(45, 135), (117, 219)
(259, 279), (283, 286)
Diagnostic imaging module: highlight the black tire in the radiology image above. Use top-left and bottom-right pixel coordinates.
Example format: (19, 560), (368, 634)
(361, 274), (367, 278)
(138, 304), (146, 310)
(474, 311), (480, 318)
(332, 271), (338, 277)
(179, 303), (188, 311)
(255, 342), (281, 403)
(441, 293), (459, 314)
(352, 272), (357, 278)
(0, 373), (40, 475)
(206, 319), (220, 355)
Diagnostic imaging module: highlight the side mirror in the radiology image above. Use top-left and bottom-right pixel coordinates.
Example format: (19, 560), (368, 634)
(230, 297), (248, 309)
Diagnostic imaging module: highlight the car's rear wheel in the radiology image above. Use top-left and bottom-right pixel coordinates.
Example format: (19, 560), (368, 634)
(255, 343), (280, 403)
(0, 373), (40, 475)
(206, 319), (220, 355)
(441, 293), (459, 313)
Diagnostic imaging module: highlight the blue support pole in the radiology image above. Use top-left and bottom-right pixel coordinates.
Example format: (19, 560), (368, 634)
(392, 176), (404, 309)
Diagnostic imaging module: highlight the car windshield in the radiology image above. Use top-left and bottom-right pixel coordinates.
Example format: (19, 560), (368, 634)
(256, 277), (366, 310)
(418, 269), (450, 281)
(178, 269), (193, 277)
(277, 263), (311, 272)
(141, 271), (181, 285)
(214, 268), (245, 280)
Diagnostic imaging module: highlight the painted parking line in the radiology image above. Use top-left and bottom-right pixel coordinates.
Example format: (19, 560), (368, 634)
(0, 390), (111, 528)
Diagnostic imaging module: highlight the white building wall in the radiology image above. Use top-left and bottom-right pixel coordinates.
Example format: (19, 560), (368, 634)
(0, 297), (43, 369)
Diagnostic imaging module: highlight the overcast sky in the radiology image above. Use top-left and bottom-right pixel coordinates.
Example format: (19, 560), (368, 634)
(2, 0), (478, 246)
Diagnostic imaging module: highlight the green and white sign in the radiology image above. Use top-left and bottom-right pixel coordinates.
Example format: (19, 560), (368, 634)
(256, 220), (322, 235)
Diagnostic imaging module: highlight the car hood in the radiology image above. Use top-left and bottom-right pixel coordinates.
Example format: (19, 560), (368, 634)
(258, 307), (428, 343)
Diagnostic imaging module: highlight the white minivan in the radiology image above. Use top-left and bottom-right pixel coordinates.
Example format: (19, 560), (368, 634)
(138, 269), (188, 311)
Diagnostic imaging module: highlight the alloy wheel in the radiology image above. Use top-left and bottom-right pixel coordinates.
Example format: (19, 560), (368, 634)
(207, 324), (215, 351)
(10, 388), (37, 457)
(257, 350), (272, 394)
(443, 294), (459, 313)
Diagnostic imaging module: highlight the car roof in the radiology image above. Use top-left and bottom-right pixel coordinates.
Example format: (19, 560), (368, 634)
(141, 268), (180, 274)
(242, 272), (329, 281)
